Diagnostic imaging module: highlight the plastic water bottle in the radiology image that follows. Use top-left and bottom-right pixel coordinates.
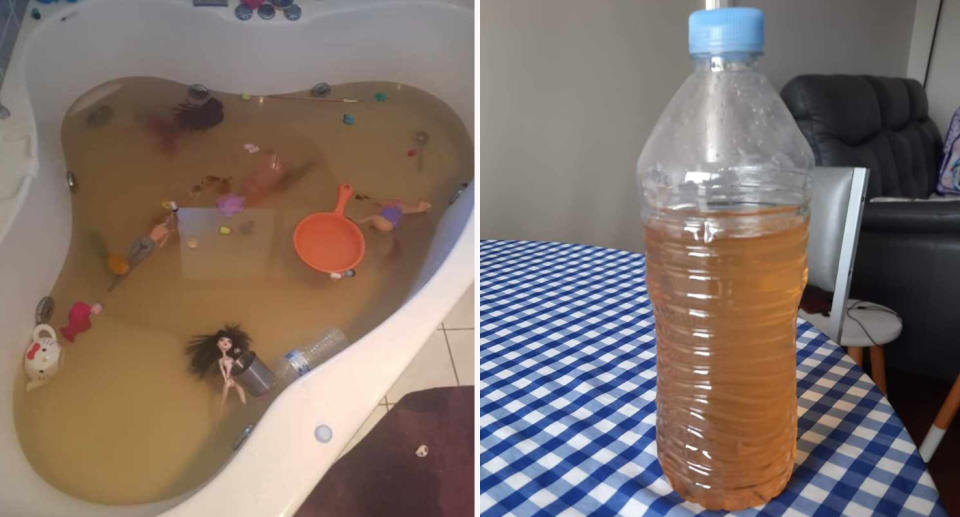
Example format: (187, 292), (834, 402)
(637, 8), (813, 511)
(273, 329), (350, 387)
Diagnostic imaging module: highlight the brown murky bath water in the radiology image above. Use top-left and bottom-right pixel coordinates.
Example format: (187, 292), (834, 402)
(12, 77), (472, 504)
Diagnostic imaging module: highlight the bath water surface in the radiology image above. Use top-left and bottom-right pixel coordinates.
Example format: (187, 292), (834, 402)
(12, 77), (472, 504)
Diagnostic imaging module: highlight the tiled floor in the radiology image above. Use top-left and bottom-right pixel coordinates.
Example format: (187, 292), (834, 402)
(341, 285), (474, 454)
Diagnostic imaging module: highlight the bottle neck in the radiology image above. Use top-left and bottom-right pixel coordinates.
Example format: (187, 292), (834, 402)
(692, 53), (760, 72)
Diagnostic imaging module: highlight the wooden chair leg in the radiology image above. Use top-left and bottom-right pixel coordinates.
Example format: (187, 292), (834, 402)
(847, 347), (863, 367)
(919, 373), (960, 462)
(869, 346), (887, 394)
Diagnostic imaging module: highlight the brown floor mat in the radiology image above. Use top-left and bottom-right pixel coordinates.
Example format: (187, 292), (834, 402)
(295, 386), (474, 517)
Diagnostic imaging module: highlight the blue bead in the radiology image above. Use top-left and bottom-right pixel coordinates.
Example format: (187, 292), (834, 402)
(257, 3), (275, 19)
(30, 8), (41, 19)
(272, 0), (293, 7)
(283, 4), (301, 21)
(342, 114), (355, 126)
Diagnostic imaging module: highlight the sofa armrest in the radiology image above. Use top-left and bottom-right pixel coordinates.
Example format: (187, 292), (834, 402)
(861, 201), (960, 233)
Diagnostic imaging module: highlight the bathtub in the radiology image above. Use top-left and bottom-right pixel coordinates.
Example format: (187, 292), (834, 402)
(0, 0), (474, 515)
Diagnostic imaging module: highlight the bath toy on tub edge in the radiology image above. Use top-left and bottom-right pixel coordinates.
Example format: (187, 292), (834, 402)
(24, 324), (62, 392)
(60, 302), (102, 343)
(186, 325), (253, 417)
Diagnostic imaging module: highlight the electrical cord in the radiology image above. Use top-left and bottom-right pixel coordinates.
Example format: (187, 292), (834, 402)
(844, 301), (901, 347)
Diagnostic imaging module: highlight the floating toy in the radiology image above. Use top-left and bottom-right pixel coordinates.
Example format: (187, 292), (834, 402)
(60, 302), (103, 343)
(127, 236), (155, 268)
(109, 204), (179, 290)
(24, 324), (62, 392)
(294, 184), (366, 278)
(148, 202), (179, 248)
(108, 254), (130, 276)
(186, 325), (252, 415)
(216, 193), (245, 217)
(358, 198), (432, 233)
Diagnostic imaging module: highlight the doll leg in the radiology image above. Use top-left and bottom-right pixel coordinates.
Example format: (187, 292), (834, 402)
(234, 384), (247, 405)
(218, 382), (230, 418)
(358, 215), (396, 233)
(398, 200), (431, 214)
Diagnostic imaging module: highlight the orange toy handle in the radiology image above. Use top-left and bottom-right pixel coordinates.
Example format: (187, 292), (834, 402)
(334, 184), (353, 216)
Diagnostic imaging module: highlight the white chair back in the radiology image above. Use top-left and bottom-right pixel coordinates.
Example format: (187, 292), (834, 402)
(805, 167), (869, 343)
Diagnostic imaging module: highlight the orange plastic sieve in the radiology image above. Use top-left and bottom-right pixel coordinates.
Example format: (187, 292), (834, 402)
(293, 184), (366, 274)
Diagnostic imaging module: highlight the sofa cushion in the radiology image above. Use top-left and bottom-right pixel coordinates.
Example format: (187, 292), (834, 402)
(781, 75), (943, 200)
(865, 76), (910, 130)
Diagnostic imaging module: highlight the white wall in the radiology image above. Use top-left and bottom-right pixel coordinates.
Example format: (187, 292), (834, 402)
(907, 0), (942, 83)
(926, 0), (960, 134)
(479, 0), (917, 251)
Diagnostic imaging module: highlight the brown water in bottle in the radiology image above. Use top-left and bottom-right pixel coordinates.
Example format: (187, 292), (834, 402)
(644, 206), (807, 511)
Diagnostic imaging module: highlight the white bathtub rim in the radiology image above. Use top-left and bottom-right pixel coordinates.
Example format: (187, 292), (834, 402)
(0, 1), (474, 516)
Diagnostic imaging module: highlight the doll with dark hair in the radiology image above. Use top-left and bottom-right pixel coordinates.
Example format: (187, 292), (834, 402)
(186, 325), (251, 416)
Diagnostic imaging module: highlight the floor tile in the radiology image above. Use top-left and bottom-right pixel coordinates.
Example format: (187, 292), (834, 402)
(443, 284), (474, 330)
(446, 329), (475, 386)
(386, 329), (458, 403)
(340, 404), (388, 456)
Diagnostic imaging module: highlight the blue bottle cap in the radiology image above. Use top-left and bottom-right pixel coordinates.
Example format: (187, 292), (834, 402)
(689, 7), (763, 55)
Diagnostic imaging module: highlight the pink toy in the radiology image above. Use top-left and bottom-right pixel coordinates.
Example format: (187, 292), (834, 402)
(216, 193), (246, 217)
(60, 302), (103, 343)
(241, 0), (265, 8)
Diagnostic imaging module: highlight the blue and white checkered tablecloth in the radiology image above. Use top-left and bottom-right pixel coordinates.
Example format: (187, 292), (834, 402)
(479, 240), (947, 517)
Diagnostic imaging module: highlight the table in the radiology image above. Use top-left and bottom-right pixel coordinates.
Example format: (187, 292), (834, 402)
(479, 240), (946, 517)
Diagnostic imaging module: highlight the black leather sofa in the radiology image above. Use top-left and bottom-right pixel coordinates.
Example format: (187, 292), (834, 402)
(781, 75), (959, 381)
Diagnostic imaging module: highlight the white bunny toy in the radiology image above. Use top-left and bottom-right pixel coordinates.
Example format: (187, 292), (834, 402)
(24, 324), (62, 391)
